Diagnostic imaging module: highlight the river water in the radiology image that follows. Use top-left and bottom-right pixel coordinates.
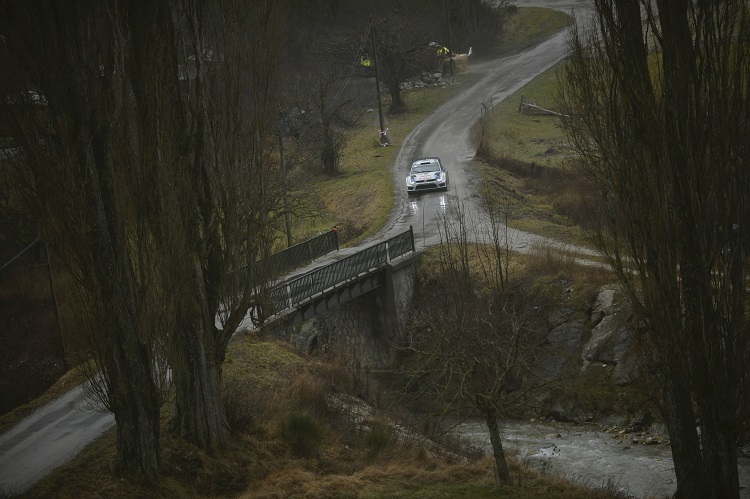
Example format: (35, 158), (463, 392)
(455, 419), (750, 498)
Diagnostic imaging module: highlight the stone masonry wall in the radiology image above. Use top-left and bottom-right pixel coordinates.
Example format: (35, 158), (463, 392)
(266, 287), (398, 370)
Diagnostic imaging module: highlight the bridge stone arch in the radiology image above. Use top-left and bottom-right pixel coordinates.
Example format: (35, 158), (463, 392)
(262, 229), (419, 370)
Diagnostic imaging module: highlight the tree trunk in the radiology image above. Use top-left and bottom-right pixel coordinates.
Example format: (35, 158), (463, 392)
(87, 108), (162, 476)
(660, 373), (706, 498)
(321, 125), (337, 175)
(388, 84), (407, 114)
(99, 265), (161, 476)
(170, 324), (228, 449)
(700, 392), (740, 498)
(484, 408), (510, 482)
(111, 374), (161, 476)
(170, 257), (229, 449)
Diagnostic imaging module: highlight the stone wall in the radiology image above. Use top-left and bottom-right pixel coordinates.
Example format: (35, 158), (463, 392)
(264, 256), (418, 370)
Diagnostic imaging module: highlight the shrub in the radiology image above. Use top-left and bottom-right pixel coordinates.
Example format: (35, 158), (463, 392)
(222, 376), (256, 431)
(290, 370), (329, 417)
(279, 411), (323, 458)
(365, 421), (390, 459)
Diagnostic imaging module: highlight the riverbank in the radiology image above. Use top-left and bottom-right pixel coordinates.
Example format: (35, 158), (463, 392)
(457, 418), (750, 499)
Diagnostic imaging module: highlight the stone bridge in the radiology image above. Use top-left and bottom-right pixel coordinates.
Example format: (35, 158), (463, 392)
(262, 228), (419, 369)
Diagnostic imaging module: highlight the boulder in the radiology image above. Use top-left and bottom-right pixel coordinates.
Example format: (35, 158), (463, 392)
(612, 329), (636, 385)
(592, 286), (618, 315)
(547, 400), (594, 423)
(626, 411), (653, 432)
(581, 285), (640, 384)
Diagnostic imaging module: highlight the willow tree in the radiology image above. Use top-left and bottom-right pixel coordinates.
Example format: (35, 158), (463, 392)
(558, 1), (750, 496)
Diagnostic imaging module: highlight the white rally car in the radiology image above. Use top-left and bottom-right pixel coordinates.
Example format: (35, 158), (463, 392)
(405, 157), (448, 193)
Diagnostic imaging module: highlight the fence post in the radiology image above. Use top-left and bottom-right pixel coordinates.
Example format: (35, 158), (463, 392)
(409, 225), (415, 252)
(332, 227), (339, 251)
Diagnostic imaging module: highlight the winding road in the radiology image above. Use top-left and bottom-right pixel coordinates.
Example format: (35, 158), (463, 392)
(0, 2), (589, 494)
(372, 0), (596, 261)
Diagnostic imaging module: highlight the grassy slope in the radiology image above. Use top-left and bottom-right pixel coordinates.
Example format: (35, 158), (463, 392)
(27, 336), (618, 499)
(479, 62), (569, 166)
(475, 58), (595, 248)
(498, 7), (572, 56)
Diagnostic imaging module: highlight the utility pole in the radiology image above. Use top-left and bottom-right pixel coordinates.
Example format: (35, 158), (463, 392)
(445, 0), (455, 77)
(370, 19), (391, 146)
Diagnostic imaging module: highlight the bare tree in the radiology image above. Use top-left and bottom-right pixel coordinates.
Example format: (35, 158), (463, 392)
(404, 203), (558, 482)
(285, 70), (362, 176)
(370, 3), (437, 114)
(447, 0), (511, 55)
(558, 1), (750, 496)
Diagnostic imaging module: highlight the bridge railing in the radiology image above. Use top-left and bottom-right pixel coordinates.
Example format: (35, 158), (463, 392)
(227, 229), (339, 287)
(268, 227), (415, 313)
(265, 229), (339, 275)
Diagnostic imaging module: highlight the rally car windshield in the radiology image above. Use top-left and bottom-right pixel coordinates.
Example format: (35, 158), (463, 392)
(412, 165), (440, 173)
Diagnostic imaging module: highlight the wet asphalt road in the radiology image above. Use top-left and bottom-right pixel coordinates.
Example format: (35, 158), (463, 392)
(373, 0), (594, 257)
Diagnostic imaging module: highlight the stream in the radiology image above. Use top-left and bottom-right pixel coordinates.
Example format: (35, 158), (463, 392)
(455, 419), (750, 498)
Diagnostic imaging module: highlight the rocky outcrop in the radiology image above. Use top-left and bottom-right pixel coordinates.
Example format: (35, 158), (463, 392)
(580, 285), (638, 385)
(539, 284), (647, 423)
(530, 305), (582, 384)
(536, 284), (639, 388)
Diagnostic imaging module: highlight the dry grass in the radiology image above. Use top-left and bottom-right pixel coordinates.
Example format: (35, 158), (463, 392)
(23, 335), (625, 499)
(479, 61), (571, 167)
(0, 366), (86, 436)
(475, 57), (601, 250)
(496, 7), (572, 56)
(0, 260), (69, 419)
